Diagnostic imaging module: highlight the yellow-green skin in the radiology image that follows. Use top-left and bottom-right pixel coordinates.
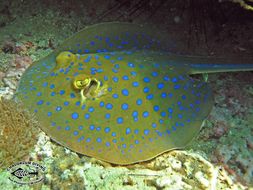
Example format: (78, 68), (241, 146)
(15, 22), (253, 164)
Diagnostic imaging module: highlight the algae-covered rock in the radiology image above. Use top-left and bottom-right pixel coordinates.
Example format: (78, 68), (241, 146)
(0, 98), (39, 169)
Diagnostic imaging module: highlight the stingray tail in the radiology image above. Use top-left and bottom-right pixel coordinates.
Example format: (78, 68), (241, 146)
(189, 62), (253, 74)
(173, 55), (253, 74)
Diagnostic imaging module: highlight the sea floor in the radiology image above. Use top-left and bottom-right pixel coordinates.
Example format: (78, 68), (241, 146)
(0, 0), (252, 189)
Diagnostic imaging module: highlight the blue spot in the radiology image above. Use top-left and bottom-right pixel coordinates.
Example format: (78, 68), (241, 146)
(152, 123), (157, 128)
(174, 84), (180, 89)
(143, 87), (149, 93)
(51, 92), (56, 96)
(177, 101), (181, 105)
(78, 125), (83, 130)
(108, 87), (112, 92)
(59, 90), (65, 95)
(88, 107), (94, 112)
(195, 100), (200, 104)
(153, 105), (159, 112)
(168, 93), (173, 98)
(86, 138), (91, 142)
(56, 106), (62, 111)
(122, 144), (126, 148)
(99, 101), (104, 107)
(131, 71), (137, 76)
(159, 119), (164, 124)
(64, 101), (69, 106)
(70, 93), (76, 98)
(72, 112), (79, 120)
(75, 101), (81, 106)
(50, 84), (55, 89)
(112, 132), (116, 137)
(178, 114), (183, 119)
(143, 77), (150, 83)
(132, 111), (138, 117)
(105, 113), (110, 119)
(160, 111), (166, 117)
(42, 82), (48, 87)
(144, 129), (150, 135)
(136, 99), (142, 105)
(89, 125), (95, 130)
(142, 111), (149, 118)
(182, 95), (186, 100)
(106, 142), (110, 147)
(128, 62), (135, 67)
(106, 103), (113, 110)
(121, 103), (128, 110)
(47, 112), (52, 117)
(161, 92), (167, 98)
(84, 113), (90, 119)
(112, 76), (118, 83)
(112, 93), (118, 99)
(104, 76), (108, 81)
(122, 75), (129, 80)
(112, 69), (118, 73)
(96, 138), (102, 143)
(37, 100), (44, 105)
(152, 72), (158, 77)
(73, 131), (78, 136)
(78, 136), (84, 142)
(117, 117), (123, 124)
(114, 64), (119, 69)
(122, 89), (129, 96)
(134, 129), (139, 134)
(65, 126), (70, 131)
(146, 94), (154, 100)
(172, 77), (177, 82)
(105, 55), (111, 59)
(168, 108), (173, 113)
(126, 128), (131, 135)
(84, 56), (91, 62)
(135, 140), (139, 144)
(157, 83), (164, 89)
(132, 81), (139, 87)
(163, 76), (170, 81)
(104, 127), (110, 133)
(37, 92), (42, 96)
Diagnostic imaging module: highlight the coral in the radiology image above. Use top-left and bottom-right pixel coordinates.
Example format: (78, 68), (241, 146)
(0, 98), (39, 169)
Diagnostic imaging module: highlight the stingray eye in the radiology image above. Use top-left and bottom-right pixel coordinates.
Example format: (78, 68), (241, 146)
(73, 78), (91, 89)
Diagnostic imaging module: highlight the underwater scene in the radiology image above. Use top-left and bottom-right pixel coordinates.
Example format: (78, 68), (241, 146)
(0, 0), (253, 189)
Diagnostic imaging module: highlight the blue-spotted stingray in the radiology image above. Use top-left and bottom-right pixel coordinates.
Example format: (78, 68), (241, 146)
(15, 22), (253, 164)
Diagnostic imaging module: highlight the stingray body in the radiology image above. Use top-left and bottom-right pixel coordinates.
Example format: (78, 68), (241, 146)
(15, 22), (253, 164)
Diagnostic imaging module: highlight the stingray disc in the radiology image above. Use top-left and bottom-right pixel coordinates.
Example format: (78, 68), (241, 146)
(15, 22), (213, 164)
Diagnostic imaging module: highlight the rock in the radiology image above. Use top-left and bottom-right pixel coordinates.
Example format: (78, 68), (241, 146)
(3, 77), (17, 90)
(0, 87), (14, 99)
